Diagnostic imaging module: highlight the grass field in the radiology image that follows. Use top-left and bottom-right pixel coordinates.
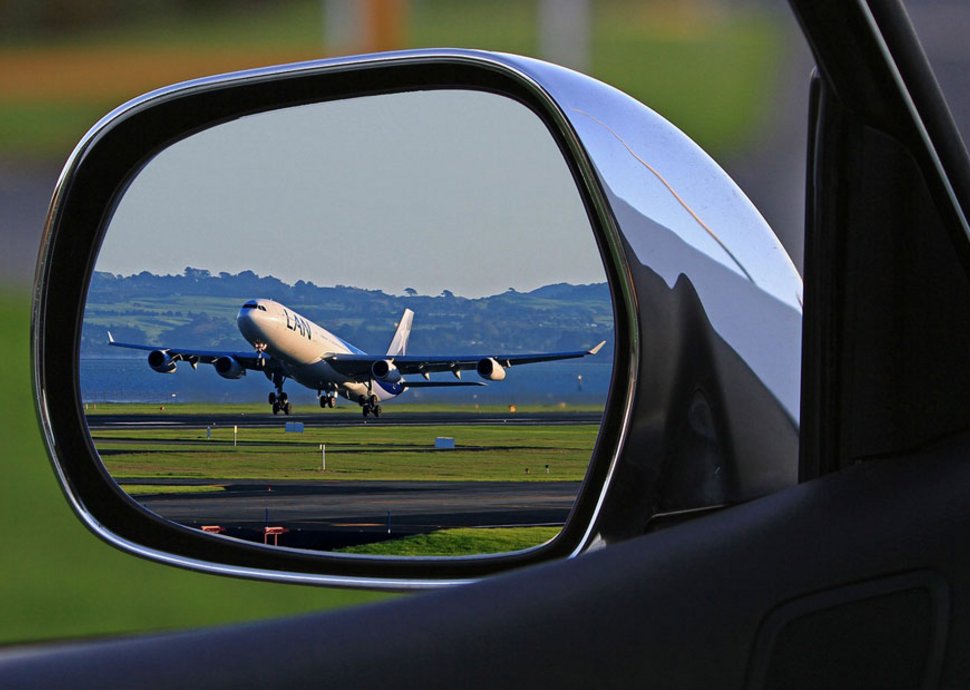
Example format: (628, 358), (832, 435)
(339, 526), (562, 556)
(125, 484), (226, 496)
(0, 292), (390, 646)
(93, 422), (598, 482)
(0, 0), (782, 158)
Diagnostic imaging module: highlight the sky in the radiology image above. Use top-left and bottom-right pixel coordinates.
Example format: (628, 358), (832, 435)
(96, 89), (607, 298)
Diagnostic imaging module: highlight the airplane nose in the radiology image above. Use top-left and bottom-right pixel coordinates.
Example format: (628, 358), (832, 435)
(237, 304), (264, 342)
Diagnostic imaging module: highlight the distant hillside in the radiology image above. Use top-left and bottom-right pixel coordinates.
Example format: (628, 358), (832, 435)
(82, 268), (614, 357)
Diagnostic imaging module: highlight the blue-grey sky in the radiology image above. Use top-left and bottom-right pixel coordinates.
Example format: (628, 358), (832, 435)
(97, 89), (605, 297)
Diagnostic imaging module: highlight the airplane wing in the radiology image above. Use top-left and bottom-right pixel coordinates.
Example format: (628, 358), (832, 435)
(397, 380), (486, 388)
(324, 341), (606, 381)
(106, 332), (278, 373)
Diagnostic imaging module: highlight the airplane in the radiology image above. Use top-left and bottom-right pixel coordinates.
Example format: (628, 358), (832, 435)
(107, 298), (606, 417)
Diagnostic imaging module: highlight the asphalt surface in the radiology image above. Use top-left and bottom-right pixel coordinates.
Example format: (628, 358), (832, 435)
(130, 479), (579, 551)
(97, 409), (591, 551)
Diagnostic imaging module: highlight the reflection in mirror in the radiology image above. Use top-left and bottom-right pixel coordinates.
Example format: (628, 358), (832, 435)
(80, 90), (613, 557)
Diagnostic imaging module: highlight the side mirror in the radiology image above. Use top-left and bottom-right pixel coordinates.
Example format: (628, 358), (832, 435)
(33, 50), (801, 588)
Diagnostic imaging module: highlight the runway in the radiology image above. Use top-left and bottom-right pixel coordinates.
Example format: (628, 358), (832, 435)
(88, 409), (602, 431)
(128, 478), (580, 551)
(95, 409), (592, 550)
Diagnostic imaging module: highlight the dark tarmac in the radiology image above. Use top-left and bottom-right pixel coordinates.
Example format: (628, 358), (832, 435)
(128, 478), (580, 551)
(101, 409), (591, 551)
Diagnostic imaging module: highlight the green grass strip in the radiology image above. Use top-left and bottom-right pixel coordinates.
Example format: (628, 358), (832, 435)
(92, 423), (597, 482)
(122, 484), (226, 496)
(338, 526), (562, 556)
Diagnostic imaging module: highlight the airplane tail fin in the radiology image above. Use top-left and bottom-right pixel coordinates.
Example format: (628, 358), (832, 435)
(386, 309), (414, 356)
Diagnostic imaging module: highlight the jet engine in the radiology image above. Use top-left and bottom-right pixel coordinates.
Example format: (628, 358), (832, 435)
(477, 357), (507, 381)
(371, 359), (402, 383)
(214, 356), (246, 379)
(147, 350), (177, 374)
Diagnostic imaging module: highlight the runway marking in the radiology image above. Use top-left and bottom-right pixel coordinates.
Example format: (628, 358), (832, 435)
(332, 523), (385, 527)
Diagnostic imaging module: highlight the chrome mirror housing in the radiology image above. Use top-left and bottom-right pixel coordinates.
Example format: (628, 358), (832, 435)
(33, 49), (801, 588)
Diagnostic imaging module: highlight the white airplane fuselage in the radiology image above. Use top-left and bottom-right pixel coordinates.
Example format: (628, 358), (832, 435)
(109, 297), (602, 416)
(237, 298), (403, 402)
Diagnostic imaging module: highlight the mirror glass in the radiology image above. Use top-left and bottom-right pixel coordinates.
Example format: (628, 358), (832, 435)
(80, 89), (614, 557)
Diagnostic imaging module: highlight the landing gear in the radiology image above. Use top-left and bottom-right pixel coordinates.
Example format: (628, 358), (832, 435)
(254, 343), (267, 370)
(317, 385), (338, 410)
(268, 373), (290, 415)
(360, 394), (381, 418)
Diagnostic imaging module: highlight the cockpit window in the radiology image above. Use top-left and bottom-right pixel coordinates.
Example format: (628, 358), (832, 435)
(242, 301), (258, 309)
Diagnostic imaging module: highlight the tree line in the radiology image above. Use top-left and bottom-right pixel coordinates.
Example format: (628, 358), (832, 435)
(83, 268), (614, 357)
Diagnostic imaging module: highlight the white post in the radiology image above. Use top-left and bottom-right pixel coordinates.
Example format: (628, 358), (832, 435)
(538, 0), (590, 72)
(324, 0), (364, 54)
(320, 444), (326, 471)
(233, 425), (238, 447)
